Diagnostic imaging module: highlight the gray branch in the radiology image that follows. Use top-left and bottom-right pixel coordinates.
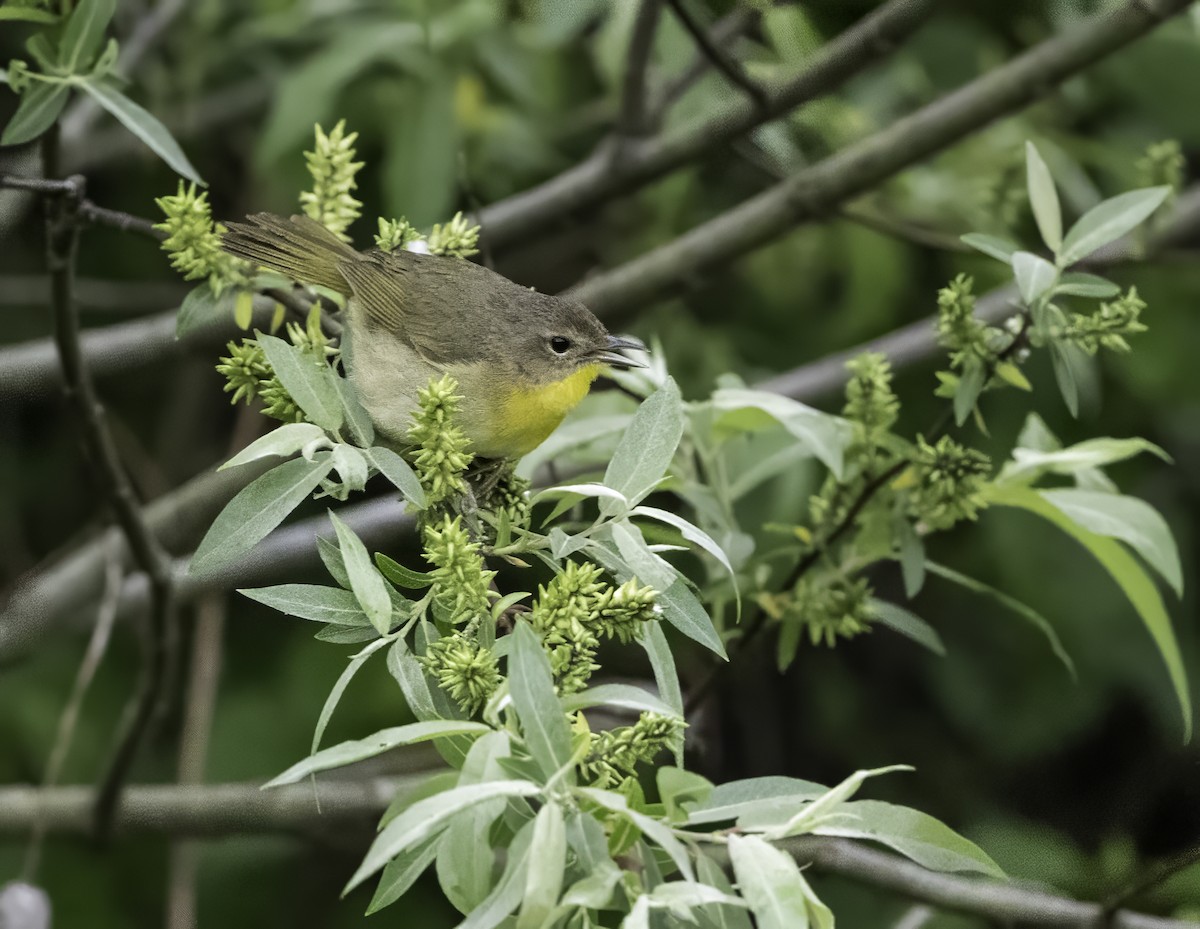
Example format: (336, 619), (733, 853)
(567, 0), (1193, 315)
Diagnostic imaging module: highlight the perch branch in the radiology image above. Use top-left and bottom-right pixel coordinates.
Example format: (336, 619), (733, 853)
(662, 0), (766, 109)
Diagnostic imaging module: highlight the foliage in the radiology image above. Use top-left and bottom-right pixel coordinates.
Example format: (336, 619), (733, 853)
(155, 125), (1189, 923)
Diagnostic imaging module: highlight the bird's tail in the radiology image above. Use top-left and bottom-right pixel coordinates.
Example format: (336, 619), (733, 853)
(220, 213), (358, 295)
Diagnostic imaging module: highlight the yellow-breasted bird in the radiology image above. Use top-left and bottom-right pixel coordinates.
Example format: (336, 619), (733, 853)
(220, 213), (644, 459)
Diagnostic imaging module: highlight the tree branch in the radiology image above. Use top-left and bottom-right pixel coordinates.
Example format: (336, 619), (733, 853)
(662, 0), (766, 110)
(476, 0), (934, 244)
(567, 0), (1193, 316)
(0, 781), (1195, 929)
(614, 0), (665, 147)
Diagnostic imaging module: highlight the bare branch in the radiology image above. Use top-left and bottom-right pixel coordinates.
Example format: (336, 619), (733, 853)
(567, 0), (1193, 316)
(614, 0), (665, 146)
(650, 6), (759, 124)
(477, 0), (934, 244)
(662, 0), (766, 110)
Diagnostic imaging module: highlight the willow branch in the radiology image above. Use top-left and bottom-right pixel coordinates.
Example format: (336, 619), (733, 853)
(650, 6), (759, 124)
(614, 0), (665, 146)
(662, 0), (766, 109)
(567, 0), (1193, 316)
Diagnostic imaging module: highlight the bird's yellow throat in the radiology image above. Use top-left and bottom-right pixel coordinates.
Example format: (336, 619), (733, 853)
(492, 364), (602, 458)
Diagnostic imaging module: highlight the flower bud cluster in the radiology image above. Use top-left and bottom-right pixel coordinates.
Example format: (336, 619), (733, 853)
(581, 712), (685, 788)
(907, 434), (991, 531)
(420, 634), (501, 715)
(299, 120), (363, 241)
(407, 375), (473, 506)
(154, 183), (250, 294)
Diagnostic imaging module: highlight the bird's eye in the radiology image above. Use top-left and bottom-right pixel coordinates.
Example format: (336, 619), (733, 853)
(550, 336), (572, 354)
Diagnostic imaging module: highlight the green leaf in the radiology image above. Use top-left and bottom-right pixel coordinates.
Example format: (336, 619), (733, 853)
(897, 521), (925, 599)
(656, 766), (714, 823)
(457, 818), (535, 929)
(366, 837), (440, 915)
(812, 799), (1004, 877)
(711, 388), (852, 479)
(632, 504), (738, 588)
(999, 497), (1189, 722)
(1053, 272), (1120, 298)
(387, 639), (474, 770)
(1025, 141), (1062, 253)
(509, 621), (573, 781)
(175, 284), (235, 338)
(1058, 187), (1171, 265)
(220, 422), (327, 471)
(686, 776), (827, 828)
(265, 720), (491, 787)
(1012, 251), (1058, 304)
(78, 79), (204, 184)
(960, 233), (1019, 263)
(59, 0), (115, 73)
(317, 535), (350, 588)
(925, 560), (1075, 679)
(329, 511), (393, 635)
(335, 377), (375, 447)
(345, 780), (541, 894)
(1, 81), (70, 146)
(657, 576), (727, 658)
(575, 787), (695, 880)
(603, 377), (684, 508)
(190, 454), (333, 575)
(0, 7), (59, 22)
(953, 359), (986, 426)
(1050, 340), (1088, 417)
(640, 622), (684, 763)
(696, 852), (754, 929)
(515, 802), (566, 929)
(727, 834), (817, 929)
(609, 521), (677, 591)
(649, 882), (751, 919)
(376, 553), (433, 589)
(256, 334), (344, 432)
(1000, 435), (1169, 485)
(994, 361), (1032, 391)
(238, 584), (369, 625)
(312, 642), (384, 754)
(561, 683), (679, 719)
(767, 765), (912, 838)
(869, 599), (946, 656)
(365, 446), (427, 509)
(1040, 489), (1182, 597)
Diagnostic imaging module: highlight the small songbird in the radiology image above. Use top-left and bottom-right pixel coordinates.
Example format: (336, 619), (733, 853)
(221, 213), (645, 459)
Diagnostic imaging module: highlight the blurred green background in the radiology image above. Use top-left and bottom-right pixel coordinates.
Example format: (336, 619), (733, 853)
(2, 0), (1200, 925)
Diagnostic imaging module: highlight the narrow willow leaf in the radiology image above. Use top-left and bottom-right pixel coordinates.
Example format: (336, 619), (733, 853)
(516, 802), (566, 929)
(457, 820), (535, 929)
(366, 837), (440, 915)
(1012, 251), (1058, 304)
(561, 683), (679, 719)
(1000, 435), (1169, 485)
(926, 560), (1075, 678)
(330, 511), (393, 634)
(345, 781), (540, 894)
(960, 233), (1019, 262)
(609, 521), (677, 591)
(1058, 187), (1171, 265)
(336, 377), (375, 446)
(0, 6), (58, 21)
(1049, 341), (1082, 417)
(1025, 141), (1062, 253)
(632, 505), (738, 583)
(1, 82), (70, 146)
(986, 484), (1191, 739)
(59, 0), (115, 72)
(953, 360), (986, 426)
(696, 852), (754, 929)
(812, 799), (1003, 877)
(190, 454), (333, 575)
(376, 553), (433, 589)
(711, 388), (851, 478)
(366, 446), (426, 508)
(1040, 489), (1183, 596)
(317, 535), (351, 588)
(1053, 272), (1120, 298)
(575, 787), (694, 881)
(603, 377), (684, 508)
(686, 776), (827, 827)
(175, 285), (235, 338)
(869, 599), (946, 656)
(312, 642), (383, 754)
(897, 521), (926, 599)
(220, 422), (327, 471)
(239, 584), (368, 625)
(509, 621), (573, 780)
(257, 334), (343, 432)
(770, 765), (912, 838)
(640, 623), (684, 764)
(650, 882), (751, 918)
(79, 79), (204, 184)
(266, 720), (490, 786)
(993, 361), (1032, 391)
(727, 834), (813, 929)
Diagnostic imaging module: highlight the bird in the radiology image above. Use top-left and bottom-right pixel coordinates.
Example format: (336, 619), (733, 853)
(220, 213), (645, 460)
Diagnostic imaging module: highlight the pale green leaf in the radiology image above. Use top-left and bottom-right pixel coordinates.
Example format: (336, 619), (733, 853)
(59, 0), (115, 72)
(769, 765), (912, 838)
(1025, 141), (1062, 253)
(1053, 272), (1120, 298)
(256, 334), (343, 432)
(311, 642), (384, 754)
(239, 584), (368, 625)
(687, 776), (827, 827)
(1, 81), (70, 146)
(561, 683), (679, 719)
(575, 787), (695, 880)
(266, 720), (490, 786)
(727, 834), (813, 929)
(603, 377), (684, 508)
(176, 285), (235, 338)
(336, 377), (375, 447)
(960, 233), (1018, 262)
(1000, 436), (1170, 485)
(1012, 251), (1058, 304)
(79, 80), (204, 184)
(516, 802), (566, 929)
(1059, 187), (1171, 265)
(366, 446), (427, 508)
(711, 388), (851, 478)
(366, 837), (440, 915)
(869, 599), (946, 656)
(330, 511), (393, 634)
(190, 454), (333, 575)
(509, 621), (573, 780)
(220, 422), (327, 471)
(985, 484), (1190, 740)
(455, 818), (535, 929)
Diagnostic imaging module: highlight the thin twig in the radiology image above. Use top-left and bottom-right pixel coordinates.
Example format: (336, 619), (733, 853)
(22, 549), (123, 881)
(650, 6), (760, 125)
(166, 594), (228, 929)
(568, 0), (1193, 316)
(663, 0), (766, 110)
(1104, 845), (1200, 918)
(613, 0), (666, 151)
(37, 135), (177, 841)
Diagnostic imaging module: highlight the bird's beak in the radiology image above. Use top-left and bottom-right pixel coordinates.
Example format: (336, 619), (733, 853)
(592, 334), (648, 369)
